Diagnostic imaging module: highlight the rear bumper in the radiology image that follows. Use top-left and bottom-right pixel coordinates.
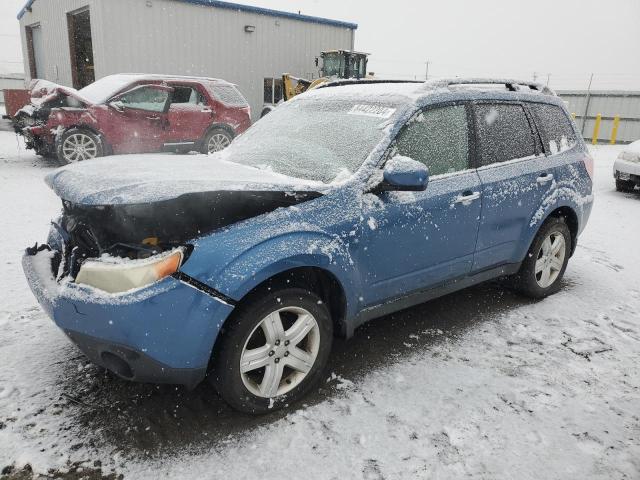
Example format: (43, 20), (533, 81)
(22, 248), (235, 388)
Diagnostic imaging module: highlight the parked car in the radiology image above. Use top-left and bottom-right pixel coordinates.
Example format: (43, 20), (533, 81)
(614, 139), (640, 192)
(23, 79), (593, 413)
(13, 74), (251, 163)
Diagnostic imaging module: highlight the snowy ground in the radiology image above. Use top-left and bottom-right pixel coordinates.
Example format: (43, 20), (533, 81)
(0, 131), (638, 479)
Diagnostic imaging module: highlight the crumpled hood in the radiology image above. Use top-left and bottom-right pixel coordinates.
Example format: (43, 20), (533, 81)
(28, 79), (91, 107)
(45, 154), (325, 206)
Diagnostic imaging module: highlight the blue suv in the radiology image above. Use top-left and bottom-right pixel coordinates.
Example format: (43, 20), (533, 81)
(23, 79), (594, 413)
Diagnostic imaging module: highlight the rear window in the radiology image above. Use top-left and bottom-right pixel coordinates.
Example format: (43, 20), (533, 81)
(530, 103), (577, 154)
(474, 103), (537, 166)
(211, 84), (248, 107)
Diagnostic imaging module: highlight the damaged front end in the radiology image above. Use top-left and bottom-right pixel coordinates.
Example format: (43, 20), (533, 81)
(42, 189), (321, 291)
(13, 81), (90, 157)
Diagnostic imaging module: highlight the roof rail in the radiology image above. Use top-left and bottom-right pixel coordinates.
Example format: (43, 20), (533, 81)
(424, 78), (556, 96)
(317, 79), (424, 89)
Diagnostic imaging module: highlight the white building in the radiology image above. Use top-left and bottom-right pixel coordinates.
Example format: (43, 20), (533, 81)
(17, 0), (357, 119)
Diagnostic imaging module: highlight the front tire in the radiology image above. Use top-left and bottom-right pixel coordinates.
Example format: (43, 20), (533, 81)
(211, 288), (333, 414)
(56, 128), (103, 164)
(514, 217), (571, 299)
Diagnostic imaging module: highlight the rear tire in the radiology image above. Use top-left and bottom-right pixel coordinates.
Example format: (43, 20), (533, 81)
(56, 128), (103, 164)
(201, 127), (232, 154)
(514, 217), (572, 299)
(210, 288), (333, 414)
(616, 179), (635, 192)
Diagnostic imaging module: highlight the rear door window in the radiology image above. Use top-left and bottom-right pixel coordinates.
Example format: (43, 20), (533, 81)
(474, 103), (537, 166)
(394, 104), (469, 176)
(170, 86), (206, 106)
(530, 103), (577, 154)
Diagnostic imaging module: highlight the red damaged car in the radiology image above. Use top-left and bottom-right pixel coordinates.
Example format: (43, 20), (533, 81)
(13, 74), (252, 163)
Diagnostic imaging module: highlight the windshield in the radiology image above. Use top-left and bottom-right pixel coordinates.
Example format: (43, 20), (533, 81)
(322, 53), (344, 77)
(77, 75), (137, 104)
(224, 97), (401, 183)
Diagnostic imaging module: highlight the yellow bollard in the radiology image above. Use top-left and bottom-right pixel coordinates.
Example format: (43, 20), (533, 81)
(592, 113), (602, 145)
(571, 112), (576, 119)
(610, 115), (620, 145)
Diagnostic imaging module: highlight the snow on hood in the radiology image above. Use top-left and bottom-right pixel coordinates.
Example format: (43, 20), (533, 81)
(45, 154), (325, 206)
(28, 79), (91, 107)
(617, 139), (640, 163)
(625, 139), (640, 153)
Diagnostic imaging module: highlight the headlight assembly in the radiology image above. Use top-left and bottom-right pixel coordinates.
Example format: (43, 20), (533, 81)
(75, 248), (184, 294)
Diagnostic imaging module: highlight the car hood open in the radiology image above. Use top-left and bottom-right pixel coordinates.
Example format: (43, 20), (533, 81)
(45, 154), (325, 206)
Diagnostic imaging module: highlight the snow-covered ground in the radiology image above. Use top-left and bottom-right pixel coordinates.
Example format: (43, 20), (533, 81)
(0, 132), (638, 479)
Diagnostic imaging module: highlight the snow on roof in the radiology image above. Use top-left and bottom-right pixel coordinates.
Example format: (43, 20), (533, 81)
(304, 81), (427, 104)
(17, 0), (358, 30)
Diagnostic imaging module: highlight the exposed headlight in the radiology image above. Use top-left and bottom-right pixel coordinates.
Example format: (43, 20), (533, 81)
(75, 248), (184, 294)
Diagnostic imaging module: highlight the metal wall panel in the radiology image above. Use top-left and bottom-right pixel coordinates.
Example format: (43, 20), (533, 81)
(559, 91), (640, 144)
(18, 0), (101, 87)
(19, 0), (354, 119)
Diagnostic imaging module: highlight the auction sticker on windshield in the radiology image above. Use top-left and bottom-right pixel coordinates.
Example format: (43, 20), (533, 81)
(348, 104), (396, 119)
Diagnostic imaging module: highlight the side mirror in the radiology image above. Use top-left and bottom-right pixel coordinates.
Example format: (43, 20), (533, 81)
(376, 156), (429, 193)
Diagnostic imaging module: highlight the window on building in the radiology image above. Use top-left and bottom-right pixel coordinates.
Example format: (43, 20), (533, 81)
(264, 78), (284, 104)
(474, 103), (537, 166)
(529, 103), (577, 154)
(394, 104), (470, 176)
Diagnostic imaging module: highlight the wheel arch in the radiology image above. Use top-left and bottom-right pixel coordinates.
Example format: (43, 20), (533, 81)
(203, 122), (236, 140)
(234, 266), (348, 337)
(546, 206), (579, 256)
(55, 124), (112, 155)
(520, 205), (579, 261)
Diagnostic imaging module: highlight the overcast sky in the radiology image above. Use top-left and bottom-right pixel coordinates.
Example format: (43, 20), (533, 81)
(1, 0), (638, 89)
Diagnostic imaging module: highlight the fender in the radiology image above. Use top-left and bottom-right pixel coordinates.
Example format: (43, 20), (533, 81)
(181, 229), (362, 318)
(515, 178), (590, 262)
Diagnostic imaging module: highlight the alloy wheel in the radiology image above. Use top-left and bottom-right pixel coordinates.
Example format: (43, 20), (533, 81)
(207, 133), (231, 153)
(240, 306), (321, 398)
(62, 133), (98, 162)
(535, 231), (566, 288)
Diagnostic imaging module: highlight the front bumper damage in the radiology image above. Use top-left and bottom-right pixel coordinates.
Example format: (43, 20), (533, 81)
(614, 158), (640, 186)
(22, 245), (235, 388)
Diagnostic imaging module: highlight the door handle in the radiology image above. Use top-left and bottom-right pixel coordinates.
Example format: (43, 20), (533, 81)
(536, 173), (554, 184)
(146, 116), (161, 121)
(201, 108), (212, 113)
(454, 191), (481, 205)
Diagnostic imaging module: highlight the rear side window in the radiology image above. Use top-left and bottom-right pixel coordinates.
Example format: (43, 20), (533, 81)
(395, 104), (469, 176)
(474, 103), (537, 166)
(211, 85), (248, 107)
(171, 86), (206, 105)
(530, 103), (577, 154)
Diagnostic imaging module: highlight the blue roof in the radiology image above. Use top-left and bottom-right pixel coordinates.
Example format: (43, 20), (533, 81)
(17, 0), (358, 29)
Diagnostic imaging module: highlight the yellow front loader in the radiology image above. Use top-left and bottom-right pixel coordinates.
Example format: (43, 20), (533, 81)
(261, 50), (370, 116)
(283, 50), (370, 101)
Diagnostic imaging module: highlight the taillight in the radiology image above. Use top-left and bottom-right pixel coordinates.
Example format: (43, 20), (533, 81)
(582, 153), (594, 180)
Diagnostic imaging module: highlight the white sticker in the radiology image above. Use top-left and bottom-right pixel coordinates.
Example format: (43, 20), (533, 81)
(348, 104), (396, 119)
